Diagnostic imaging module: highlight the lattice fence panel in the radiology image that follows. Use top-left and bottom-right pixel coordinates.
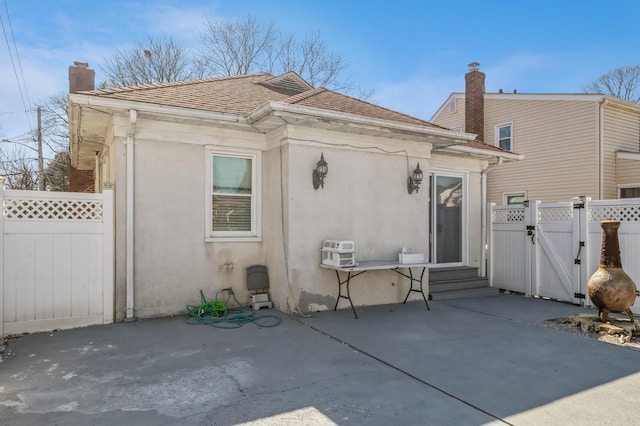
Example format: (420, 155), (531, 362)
(589, 205), (640, 223)
(492, 208), (525, 223)
(4, 197), (103, 221)
(538, 206), (573, 222)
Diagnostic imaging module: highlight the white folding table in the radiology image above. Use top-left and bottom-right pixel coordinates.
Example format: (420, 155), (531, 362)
(320, 261), (431, 319)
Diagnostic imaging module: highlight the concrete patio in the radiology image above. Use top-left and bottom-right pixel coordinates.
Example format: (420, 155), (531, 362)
(1, 293), (639, 425)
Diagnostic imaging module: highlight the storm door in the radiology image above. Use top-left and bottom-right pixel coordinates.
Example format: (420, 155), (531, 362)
(429, 174), (465, 265)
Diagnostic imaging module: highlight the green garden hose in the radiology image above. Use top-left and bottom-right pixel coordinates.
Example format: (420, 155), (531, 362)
(186, 289), (281, 329)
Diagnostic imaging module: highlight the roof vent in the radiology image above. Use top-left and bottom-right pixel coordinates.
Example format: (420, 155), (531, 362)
(262, 72), (313, 94)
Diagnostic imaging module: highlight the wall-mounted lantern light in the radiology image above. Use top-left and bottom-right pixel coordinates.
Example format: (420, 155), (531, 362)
(312, 152), (328, 189)
(407, 163), (423, 194)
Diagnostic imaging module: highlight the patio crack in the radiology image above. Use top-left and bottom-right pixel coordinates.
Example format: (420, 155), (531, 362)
(293, 316), (513, 425)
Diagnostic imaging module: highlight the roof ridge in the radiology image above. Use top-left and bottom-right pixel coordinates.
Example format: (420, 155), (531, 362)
(306, 87), (437, 125)
(83, 72), (272, 95)
(348, 92), (435, 125)
(284, 87), (327, 103)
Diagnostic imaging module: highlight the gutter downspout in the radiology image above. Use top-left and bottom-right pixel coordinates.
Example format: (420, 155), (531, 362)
(480, 157), (503, 277)
(126, 109), (137, 321)
(598, 99), (608, 199)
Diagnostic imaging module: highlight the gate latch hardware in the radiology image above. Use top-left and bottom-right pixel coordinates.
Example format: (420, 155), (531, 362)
(574, 241), (585, 264)
(526, 225), (535, 244)
(574, 293), (586, 299)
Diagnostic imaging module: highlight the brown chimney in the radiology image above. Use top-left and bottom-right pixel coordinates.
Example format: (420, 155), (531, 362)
(465, 62), (485, 142)
(69, 61), (95, 93)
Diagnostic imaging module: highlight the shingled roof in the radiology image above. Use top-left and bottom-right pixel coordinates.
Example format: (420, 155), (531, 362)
(78, 72), (445, 130)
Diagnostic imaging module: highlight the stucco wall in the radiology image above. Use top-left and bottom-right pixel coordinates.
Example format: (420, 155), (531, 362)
(102, 113), (488, 319)
(286, 139), (431, 311)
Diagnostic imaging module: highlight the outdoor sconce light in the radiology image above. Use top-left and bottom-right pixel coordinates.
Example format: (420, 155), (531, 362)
(407, 163), (423, 194)
(312, 152), (328, 189)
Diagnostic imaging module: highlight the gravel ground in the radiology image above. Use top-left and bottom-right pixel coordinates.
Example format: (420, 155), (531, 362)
(544, 314), (640, 350)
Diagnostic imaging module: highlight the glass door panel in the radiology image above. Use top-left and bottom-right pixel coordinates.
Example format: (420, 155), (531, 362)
(432, 175), (463, 264)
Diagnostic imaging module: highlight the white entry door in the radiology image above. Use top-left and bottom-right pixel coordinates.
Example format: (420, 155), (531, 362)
(430, 174), (465, 265)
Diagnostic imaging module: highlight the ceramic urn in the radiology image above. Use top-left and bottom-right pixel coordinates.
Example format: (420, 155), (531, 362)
(587, 220), (638, 322)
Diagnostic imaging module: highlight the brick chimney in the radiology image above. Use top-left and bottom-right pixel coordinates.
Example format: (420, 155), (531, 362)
(69, 61), (95, 93)
(465, 62), (485, 142)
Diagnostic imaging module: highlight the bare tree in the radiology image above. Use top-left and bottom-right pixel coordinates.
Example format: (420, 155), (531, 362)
(101, 36), (194, 87)
(196, 13), (360, 95)
(44, 151), (71, 191)
(98, 14), (364, 96)
(196, 13), (277, 77)
(0, 93), (72, 191)
(276, 31), (351, 91)
(38, 92), (69, 154)
(583, 65), (640, 103)
(0, 145), (39, 190)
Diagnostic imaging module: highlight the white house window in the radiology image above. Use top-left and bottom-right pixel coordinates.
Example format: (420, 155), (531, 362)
(619, 185), (640, 199)
(206, 147), (261, 241)
(449, 99), (456, 113)
(452, 126), (463, 132)
(495, 123), (513, 151)
(503, 192), (526, 205)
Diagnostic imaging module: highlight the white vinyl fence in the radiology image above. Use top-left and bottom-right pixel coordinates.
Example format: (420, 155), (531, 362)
(489, 197), (640, 313)
(1, 185), (114, 337)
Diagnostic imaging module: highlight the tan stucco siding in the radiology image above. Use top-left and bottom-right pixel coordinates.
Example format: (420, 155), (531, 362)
(110, 117), (269, 319)
(604, 104), (640, 197)
(484, 99), (599, 203)
(283, 128), (433, 311)
(100, 111), (489, 318)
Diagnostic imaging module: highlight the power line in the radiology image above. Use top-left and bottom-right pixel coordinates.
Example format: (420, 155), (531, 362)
(1, 0), (33, 131)
(4, 0), (31, 108)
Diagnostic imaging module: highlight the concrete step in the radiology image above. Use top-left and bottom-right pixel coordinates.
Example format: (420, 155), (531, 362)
(430, 286), (499, 301)
(430, 278), (489, 292)
(430, 266), (479, 282)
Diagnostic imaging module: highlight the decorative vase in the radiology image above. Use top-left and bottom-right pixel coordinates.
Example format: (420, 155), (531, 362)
(587, 220), (639, 323)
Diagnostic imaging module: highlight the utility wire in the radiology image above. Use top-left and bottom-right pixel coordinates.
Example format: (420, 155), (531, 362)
(3, 0), (31, 109)
(1, 0), (33, 131)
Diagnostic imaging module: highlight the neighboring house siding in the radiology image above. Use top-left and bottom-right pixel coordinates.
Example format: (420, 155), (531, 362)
(432, 88), (640, 205)
(604, 104), (640, 197)
(483, 98), (599, 203)
(616, 159), (640, 189)
(431, 95), (465, 132)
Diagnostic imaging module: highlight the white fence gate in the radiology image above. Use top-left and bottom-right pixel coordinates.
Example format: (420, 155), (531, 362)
(0, 186), (114, 337)
(489, 197), (640, 313)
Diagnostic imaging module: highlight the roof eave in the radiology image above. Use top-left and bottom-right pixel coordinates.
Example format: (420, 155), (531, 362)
(68, 93), (248, 124)
(249, 101), (476, 146)
(438, 144), (525, 162)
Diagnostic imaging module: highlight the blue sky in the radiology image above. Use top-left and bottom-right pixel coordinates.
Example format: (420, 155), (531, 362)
(1, 0), (639, 142)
